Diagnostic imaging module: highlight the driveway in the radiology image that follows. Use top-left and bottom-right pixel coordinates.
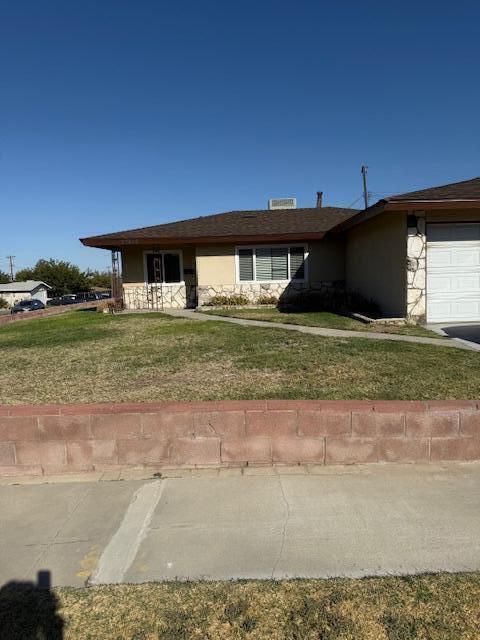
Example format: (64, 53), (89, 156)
(427, 322), (480, 345)
(427, 323), (480, 349)
(1, 464), (480, 587)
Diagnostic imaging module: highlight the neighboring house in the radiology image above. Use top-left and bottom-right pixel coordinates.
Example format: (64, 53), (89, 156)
(0, 281), (52, 306)
(81, 176), (480, 323)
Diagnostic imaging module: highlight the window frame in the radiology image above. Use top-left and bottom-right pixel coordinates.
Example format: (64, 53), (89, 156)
(143, 250), (185, 285)
(235, 244), (308, 284)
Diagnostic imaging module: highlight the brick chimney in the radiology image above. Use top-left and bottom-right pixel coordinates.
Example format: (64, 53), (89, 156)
(316, 191), (323, 208)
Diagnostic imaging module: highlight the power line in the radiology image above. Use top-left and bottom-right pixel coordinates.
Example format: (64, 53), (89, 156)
(346, 194), (364, 208)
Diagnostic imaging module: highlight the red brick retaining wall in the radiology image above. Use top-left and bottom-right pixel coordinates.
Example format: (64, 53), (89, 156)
(1, 400), (479, 476)
(0, 298), (114, 326)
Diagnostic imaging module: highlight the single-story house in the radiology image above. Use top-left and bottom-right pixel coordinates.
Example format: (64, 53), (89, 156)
(0, 281), (52, 307)
(81, 176), (480, 324)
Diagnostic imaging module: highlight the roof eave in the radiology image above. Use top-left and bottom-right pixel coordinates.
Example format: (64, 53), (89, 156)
(332, 198), (480, 232)
(384, 199), (480, 210)
(80, 231), (327, 250)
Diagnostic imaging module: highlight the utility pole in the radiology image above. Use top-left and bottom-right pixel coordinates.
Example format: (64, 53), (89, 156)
(361, 165), (369, 209)
(6, 256), (15, 281)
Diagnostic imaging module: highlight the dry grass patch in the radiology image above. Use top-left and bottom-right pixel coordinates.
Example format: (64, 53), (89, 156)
(2, 574), (480, 639)
(1, 311), (480, 404)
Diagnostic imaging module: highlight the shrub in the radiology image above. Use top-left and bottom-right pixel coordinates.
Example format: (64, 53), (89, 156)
(279, 289), (380, 316)
(0, 297), (9, 309)
(206, 294), (250, 307)
(256, 295), (278, 305)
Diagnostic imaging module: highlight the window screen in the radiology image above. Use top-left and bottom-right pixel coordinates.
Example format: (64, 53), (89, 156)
(271, 247), (288, 279)
(238, 249), (254, 281)
(255, 248), (288, 280)
(289, 246), (305, 280)
(255, 248), (272, 280)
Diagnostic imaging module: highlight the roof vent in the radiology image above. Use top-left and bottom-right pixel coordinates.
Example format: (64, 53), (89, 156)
(268, 197), (297, 210)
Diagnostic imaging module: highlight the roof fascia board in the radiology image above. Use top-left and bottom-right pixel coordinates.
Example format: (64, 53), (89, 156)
(385, 200), (480, 210)
(81, 231), (326, 249)
(332, 198), (480, 233)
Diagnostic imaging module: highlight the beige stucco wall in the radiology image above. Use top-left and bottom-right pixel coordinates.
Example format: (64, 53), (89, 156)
(196, 244), (236, 286)
(121, 248), (144, 284)
(307, 237), (345, 283)
(345, 211), (407, 317)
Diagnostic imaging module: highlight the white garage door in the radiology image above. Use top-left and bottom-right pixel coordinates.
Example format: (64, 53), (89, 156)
(427, 223), (480, 322)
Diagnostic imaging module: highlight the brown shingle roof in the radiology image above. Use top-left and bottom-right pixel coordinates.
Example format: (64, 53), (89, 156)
(330, 176), (480, 234)
(389, 176), (480, 202)
(81, 206), (359, 248)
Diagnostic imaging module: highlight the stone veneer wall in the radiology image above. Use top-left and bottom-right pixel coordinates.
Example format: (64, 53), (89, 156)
(123, 284), (194, 310)
(406, 212), (426, 321)
(197, 281), (343, 306)
(1, 400), (479, 476)
(122, 281), (345, 309)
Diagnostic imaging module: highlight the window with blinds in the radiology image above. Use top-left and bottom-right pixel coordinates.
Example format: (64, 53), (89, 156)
(255, 248), (288, 280)
(238, 249), (254, 281)
(290, 246), (305, 280)
(237, 246), (306, 282)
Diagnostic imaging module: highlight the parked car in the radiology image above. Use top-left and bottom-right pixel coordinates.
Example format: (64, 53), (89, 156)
(11, 299), (45, 314)
(75, 292), (104, 302)
(46, 297), (61, 306)
(46, 292), (110, 307)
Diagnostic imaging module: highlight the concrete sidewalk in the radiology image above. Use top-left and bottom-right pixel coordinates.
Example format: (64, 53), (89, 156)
(164, 308), (473, 350)
(1, 463), (480, 587)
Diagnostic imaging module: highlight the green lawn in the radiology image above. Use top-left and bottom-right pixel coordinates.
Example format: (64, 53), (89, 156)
(202, 307), (439, 337)
(2, 574), (480, 639)
(0, 310), (479, 404)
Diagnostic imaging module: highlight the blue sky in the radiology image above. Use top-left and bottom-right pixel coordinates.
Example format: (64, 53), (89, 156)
(1, 1), (479, 272)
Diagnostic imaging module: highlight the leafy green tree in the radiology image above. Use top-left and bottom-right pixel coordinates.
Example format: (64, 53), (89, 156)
(0, 270), (10, 284)
(85, 269), (111, 289)
(16, 259), (90, 297)
(14, 268), (34, 281)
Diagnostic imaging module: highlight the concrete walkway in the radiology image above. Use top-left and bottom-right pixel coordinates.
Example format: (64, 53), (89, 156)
(164, 309), (473, 350)
(1, 463), (480, 586)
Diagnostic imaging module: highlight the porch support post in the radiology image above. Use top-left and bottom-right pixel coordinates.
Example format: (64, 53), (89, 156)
(111, 249), (123, 304)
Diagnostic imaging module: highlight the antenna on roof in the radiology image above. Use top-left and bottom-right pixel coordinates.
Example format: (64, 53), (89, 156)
(361, 166), (369, 209)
